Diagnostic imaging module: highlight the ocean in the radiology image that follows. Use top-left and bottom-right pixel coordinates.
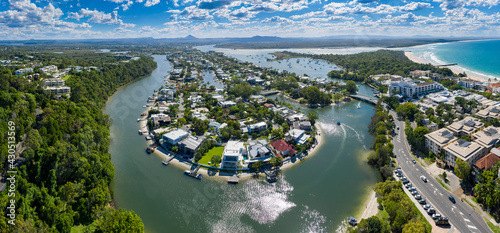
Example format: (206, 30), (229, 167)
(410, 40), (500, 81)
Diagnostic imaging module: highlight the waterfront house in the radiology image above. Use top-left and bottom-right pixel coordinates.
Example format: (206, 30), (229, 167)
(443, 139), (484, 167)
(270, 140), (295, 157)
(221, 141), (246, 170)
(246, 140), (272, 160)
(286, 129), (310, 145)
(300, 121), (312, 131)
(425, 128), (457, 155)
(151, 113), (171, 128)
(162, 129), (189, 147)
(178, 135), (205, 156)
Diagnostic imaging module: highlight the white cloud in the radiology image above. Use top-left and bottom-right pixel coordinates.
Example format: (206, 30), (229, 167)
(144, 0), (160, 7)
(69, 8), (135, 28)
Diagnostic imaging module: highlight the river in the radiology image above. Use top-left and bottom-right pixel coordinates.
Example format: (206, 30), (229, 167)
(105, 54), (380, 232)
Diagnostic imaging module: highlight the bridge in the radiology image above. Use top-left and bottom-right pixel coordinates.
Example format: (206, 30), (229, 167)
(350, 94), (379, 105)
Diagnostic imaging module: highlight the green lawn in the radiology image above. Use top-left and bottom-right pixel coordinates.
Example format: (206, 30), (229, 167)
(435, 177), (451, 191)
(485, 217), (500, 233)
(62, 75), (71, 81)
(198, 146), (224, 167)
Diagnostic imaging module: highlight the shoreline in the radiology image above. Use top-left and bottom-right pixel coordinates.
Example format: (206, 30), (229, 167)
(404, 51), (488, 82)
(143, 113), (326, 182)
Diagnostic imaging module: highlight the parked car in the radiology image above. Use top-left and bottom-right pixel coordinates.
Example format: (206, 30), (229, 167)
(449, 195), (456, 204)
(402, 179), (409, 184)
(419, 199), (427, 204)
(435, 217), (450, 226)
(412, 159), (416, 164)
(432, 214), (441, 220)
(401, 177), (408, 182)
(427, 208), (436, 215)
(405, 183), (412, 189)
(411, 191), (419, 196)
(423, 204), (431, 210)
(409, 187), (417, 192)
(414, 195), (422, 200)
(420, 176), (427, 182)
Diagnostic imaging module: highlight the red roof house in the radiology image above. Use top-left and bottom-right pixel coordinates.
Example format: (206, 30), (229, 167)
(270, 140), (296, 157)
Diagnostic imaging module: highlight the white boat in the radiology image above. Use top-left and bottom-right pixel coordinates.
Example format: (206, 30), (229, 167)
(356, 102), (361, 109)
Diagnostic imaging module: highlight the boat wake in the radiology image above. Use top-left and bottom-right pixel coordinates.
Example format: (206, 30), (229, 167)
(318, 122), (367, 150)
(300, 205), (327, 233)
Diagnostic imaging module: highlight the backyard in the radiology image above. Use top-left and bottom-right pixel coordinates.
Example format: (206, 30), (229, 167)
(198, 146), (224, 167)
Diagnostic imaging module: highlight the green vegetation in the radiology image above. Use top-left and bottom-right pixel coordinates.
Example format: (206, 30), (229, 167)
(62, 75), (71, 81)
(396, 102), (419, 120)
(486, 218), (500, 233)
(345, 80), (358, 94)
(198, 146), (224, 167)
(455, 158), (472, 183)
(296, 86), (332, 106)
(271, 50), (453, 81)
(435, 177), (451, 191)
(352, 216), (391, 233)
(373, 180), (432, 233)
(367, 102), (395, 180)
(0, 50), (156, 231)
(474, 165), (500, 219)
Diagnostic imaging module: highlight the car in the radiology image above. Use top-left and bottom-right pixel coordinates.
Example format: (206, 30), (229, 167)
(405, 183), (412, 189)
(421, 176), (427, 182)
(402, 179), (409, 184)
(401, 177), (408, 182)
(397, 126), (400, 130)
(395, 167), (401, 171)
(409, 187), (417, 192)
(419, 199), (427, 204)
(423, 204), (431, 210)
(411, 191), (419, 195)
(427, 208), (436, 215)
(412, 159), (416, 164)
(414, 195), (422, 200)
(432, 214), (441, 220)
(397, 172), (403, 177)
(449, 195), (456, 204)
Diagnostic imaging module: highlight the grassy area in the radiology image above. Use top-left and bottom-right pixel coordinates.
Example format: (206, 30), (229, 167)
(485, 217), (500, 233)
(257, 135), (269, 141)
(435, 177), (451, 191)
(377, 206), (389, 221)
(62, 75), (71, 81)
(198, 146), (224, 167)
(423, 157), (435, 166)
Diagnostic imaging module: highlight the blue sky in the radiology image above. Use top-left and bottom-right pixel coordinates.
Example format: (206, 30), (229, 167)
(1, 0), (500, 39)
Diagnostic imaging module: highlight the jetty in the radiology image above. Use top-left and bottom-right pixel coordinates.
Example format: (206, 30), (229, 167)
(184, 165), (202, 180)
(436, 63), (458, 67)
(228, 175), (239, 184)
(350, 94), (379, 105)
(162, 156), (175, 166)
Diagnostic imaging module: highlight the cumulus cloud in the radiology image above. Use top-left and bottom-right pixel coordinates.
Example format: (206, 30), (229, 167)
(69, 8), (135, 27)
(144, 0), (160, 7)
(261, 16), (293, 24)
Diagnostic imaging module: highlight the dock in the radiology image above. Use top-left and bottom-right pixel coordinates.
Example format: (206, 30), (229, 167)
(350, 94), (379, 105)
(436, 63), (458, 67)
(184, 165), (202, 180)
(228, 175), (239, 184)
(162, 156), (174, 166)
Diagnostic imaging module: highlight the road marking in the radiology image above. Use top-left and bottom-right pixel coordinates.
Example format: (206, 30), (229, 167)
(463, 218), (471, 222)
(430, 183), (434, 187)
(468, 225), (478, 230)
(459, 211), (463, 215)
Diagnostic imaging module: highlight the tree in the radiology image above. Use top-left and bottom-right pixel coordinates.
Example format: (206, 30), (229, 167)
(94, 209), (144, 233)
(346, 80), (358, 94)
(455, 158), (471, 183)
(171, 146), (178, 153)
(270, 156), (282, 167)
(210, 155), (221, 166)
(402, 221), (427, 233)
(395, 102), (418, 120)
(307, 112), (318, 125)
(355, 216), (390, 233)
(251, 160), (263, 173)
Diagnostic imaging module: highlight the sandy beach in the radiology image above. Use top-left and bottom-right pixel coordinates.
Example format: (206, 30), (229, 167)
(404, 51), (486, 82)
(144, 116), (326, 182)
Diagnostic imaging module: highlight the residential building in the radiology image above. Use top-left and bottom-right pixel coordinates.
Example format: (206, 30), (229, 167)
(300, 121), (312, 131)
(410, 70), (431, 77)
(246, 140), (272, 160)
(443, 139), (485, 167)
(151, 113), (171, 128)
(218, 101), (236, 108)
(15, 68), (33, 75)
(389, 79), (443, 97)
(286, 129), (310, 144)
(247, 122), (267, 134)
(221, 141), (245, 170)
(270, 140), (295, 157)
(45, 86), (71, 95)
(473, 152), (500, 174)
(446, 117), (483, 137)
(40, 65), (58, 74)
(472, 126), (500, 155)
(476, 106), (500, 121)
(178, 136), (205, 156)
(487, 83), (500, 94)
(43, 78), (65, 87)
(162, 129), (189, 147)
(425, 128), (457, 155)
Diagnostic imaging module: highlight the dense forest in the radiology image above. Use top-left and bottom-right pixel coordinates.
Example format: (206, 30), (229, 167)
(272, 50), (454, 81)
(0, 50), (156, 232)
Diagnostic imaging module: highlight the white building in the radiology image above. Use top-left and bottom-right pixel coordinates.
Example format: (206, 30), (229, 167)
(444, 139), (485, 167)
(162, 129), (189, 146)
(390, 79), (443, 98)
(425, 128), (457, 155)
(247, 122), (267, 134)
(218, 101), (236, 108)
(15, 68), (33, 75)
(221, 141), (245, 170)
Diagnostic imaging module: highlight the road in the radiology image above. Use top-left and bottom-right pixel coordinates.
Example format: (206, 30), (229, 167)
(390, 111), (491, 233)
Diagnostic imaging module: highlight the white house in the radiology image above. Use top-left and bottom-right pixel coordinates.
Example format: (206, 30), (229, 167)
(247, 122), (267, 134)
(162, 129), (189, 147)
(221, 141), (246, 170)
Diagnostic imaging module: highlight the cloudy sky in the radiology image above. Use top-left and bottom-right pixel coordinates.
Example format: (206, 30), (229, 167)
(0, 0), (499, 40)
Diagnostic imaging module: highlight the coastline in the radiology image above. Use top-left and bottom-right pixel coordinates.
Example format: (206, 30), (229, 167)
(142, 115), (326, 182)
(404, 51), (487, 82)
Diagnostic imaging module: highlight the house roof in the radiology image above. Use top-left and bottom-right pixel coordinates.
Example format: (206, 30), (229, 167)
(270, 140), (295, 154)
(474, 153), (500, 171)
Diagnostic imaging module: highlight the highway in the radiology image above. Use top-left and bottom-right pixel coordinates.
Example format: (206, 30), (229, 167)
(390, 110), (491, 233)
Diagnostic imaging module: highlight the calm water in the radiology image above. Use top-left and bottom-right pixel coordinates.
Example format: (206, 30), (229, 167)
(106, 55), (379, 233)
(410, 40), (500, 80)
